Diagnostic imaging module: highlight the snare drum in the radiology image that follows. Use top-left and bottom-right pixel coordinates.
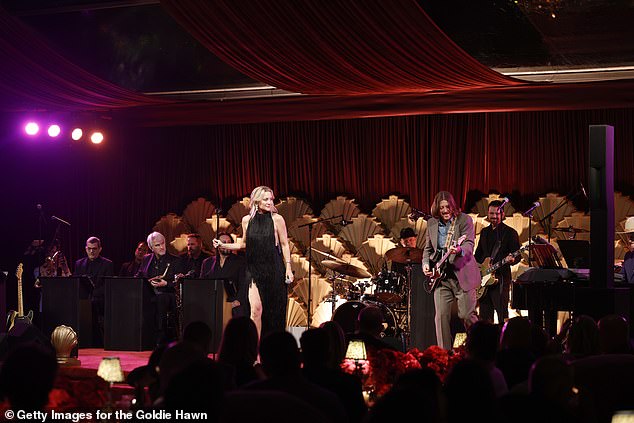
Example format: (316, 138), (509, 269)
(372, 271), (405, 303)
(332, 300), (397, 337)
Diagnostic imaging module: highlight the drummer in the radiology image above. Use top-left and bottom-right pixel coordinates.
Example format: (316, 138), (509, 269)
(390, 227), (437, 350)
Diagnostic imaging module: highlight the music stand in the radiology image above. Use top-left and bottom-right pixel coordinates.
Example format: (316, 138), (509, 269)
(557, 240), (591, 269)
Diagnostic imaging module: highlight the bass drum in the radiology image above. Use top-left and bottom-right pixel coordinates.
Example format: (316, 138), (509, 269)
(332, 301), (397, 338)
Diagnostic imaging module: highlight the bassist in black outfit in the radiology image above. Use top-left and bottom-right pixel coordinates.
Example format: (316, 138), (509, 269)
(474, 200), (521, 324)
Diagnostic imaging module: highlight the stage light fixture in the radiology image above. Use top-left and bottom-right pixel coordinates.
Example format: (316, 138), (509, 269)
(71, 128), (83, 141)
(25, 122), (39, 136)
(90, 131), (104, 144)
(48, 124), (61, 138)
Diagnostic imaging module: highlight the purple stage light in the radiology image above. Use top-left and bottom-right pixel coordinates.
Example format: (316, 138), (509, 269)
(25, 122), (39, 136)
(48, 124), (61, 137)
(71, 128), (83, 141)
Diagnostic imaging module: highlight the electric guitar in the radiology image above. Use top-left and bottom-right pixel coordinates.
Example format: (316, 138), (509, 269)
(6, 263), (34, 331)
(424, 235), (467, 293)
(476, 245), (529, 300)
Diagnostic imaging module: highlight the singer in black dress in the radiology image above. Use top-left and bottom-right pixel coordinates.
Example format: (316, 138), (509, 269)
(213, 186), (293, 338)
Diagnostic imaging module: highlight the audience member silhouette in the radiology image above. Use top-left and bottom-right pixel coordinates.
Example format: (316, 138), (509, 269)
(495, 316), (537, 391)
(217, 316), (263, 387)
(127, 343), (167, 408)
(300, 327), (367, 423)
(0, 344), (57, 411)
(564, 315), (600, 360)
(352, 305), (399, 359)
(364, 367), (444, 423)
(242, 330), (348, 423)
(597, 314), (633, 354)
(465, 320), (508, 397)
(319, 320), (348, 370)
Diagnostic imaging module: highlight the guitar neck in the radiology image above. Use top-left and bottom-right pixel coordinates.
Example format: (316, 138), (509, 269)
(17, 268), (24, 316)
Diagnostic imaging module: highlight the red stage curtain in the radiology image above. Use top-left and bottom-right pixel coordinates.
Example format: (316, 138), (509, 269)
(161, 0), (521, 95)
(0, 6), (170, 112)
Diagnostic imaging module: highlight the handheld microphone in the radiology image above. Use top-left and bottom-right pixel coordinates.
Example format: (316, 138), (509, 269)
(497, 197), (510, 212)
(580, 183), (588, 199)
(522, 201), (541, 217)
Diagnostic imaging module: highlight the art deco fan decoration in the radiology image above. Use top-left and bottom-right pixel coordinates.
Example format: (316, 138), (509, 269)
(357, 234), (397, 275)
(503, 213), (541, 244)
(287, 215), (328, 253)
(286, 298), (307, 327)
(390, 218), (428, 249)
(339, 214), (384, 253)
(289, 274), (332, 317)
(153, 213), (189, 255)
(469, 213), (490, 237)
(226, 197), (251, 234)
(555, 212), (590, 241)
(288, 253), (315, 282)
(471, 194), (516, 216)
(182, 198), (216, 233)
(199, 215), (236, 248)
(311, 297), (347, 328)
(615, 192), (634, 232)
(170, 234), (189, 254)
(533, 193), (575, 233)
(277, 197), (313, 230)
(320, 196), (361, 234)
(372, 195), (411, 233)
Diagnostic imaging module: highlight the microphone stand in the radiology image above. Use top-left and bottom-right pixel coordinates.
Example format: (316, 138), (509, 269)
(298, 214), (347, 328)
(538, 188), (585, 243)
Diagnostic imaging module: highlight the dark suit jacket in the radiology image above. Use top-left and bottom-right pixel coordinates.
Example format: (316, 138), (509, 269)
(623, 251), (634, 283)
(474, 222), (521, 283)
(201, 253), (248, 316)
(135, 253), (183, 293)
(423, 212), (480, 291)
(73, 256), (114, 300)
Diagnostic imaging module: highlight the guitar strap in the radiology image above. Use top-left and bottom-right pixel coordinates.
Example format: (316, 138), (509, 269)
(443, 218), (457, 252)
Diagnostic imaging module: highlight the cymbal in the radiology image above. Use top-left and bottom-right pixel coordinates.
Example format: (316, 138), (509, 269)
(321, 260), (372, 278)
(555, 226), (590, 233)
(313, 249), (344, 262)
(385, 246), (423, 263)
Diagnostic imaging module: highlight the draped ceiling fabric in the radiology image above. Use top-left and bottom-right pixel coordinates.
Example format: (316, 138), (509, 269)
(0, 6), (171, 112)
(160, 0), (522, 95)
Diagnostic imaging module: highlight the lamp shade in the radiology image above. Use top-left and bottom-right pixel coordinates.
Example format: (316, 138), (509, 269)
(97, 357), (124, 383)
(345, 339), (367, 361)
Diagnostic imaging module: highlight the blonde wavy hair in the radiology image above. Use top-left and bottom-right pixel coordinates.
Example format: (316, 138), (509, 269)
(249, 185), (277, 218)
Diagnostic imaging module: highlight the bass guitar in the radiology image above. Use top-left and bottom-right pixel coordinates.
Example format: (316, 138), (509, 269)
(6, 263), (34, 331)
(476, 245), (529, 300)
(424, 235), (467, 293)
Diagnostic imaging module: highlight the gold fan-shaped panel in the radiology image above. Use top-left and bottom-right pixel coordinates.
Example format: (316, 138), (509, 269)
(311, 298), (347, 328)
(277, 197), (314, 229)
(288, 215), (328, 253)
(471, 194), (516, 217)
(286, 298), (307, 327)
(153, 213), (189, 255)
(555, 212), (590, 241)
(534, 193), (575, 233)
(615, 192), (634, 229)
(170, 234), (189, 254)
(182, 198), (216, 233)
(289, 253), (316, 282)
(199, 216), (236, 248)
(503, 213), (541, 245)
(390, 218), (428, 249)
(339, 214), (384, 253)
(227, 198), (251, 234)
(289, 275), (332, 316)
(320, 196), (361, 234)
(357, 235), (397, 275)
(469, 213), (490, 237)
(372, 195), (411, 233)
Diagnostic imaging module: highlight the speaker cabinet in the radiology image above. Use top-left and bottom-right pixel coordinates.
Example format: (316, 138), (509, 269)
(40, 276), (93, 347)
(182, 278), (225, 353)
(104, 277), (156, 351)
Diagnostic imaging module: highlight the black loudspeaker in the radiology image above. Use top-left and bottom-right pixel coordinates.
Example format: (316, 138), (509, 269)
(0, 320), (53, 360)
(40, 277), (93, 347)
(589, 125), (615, 288)
(104, 277), (156, 351)
(182, 278), (225, 353)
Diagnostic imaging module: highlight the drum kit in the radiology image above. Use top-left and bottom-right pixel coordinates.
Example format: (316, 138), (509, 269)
(318, 246), (423, 341)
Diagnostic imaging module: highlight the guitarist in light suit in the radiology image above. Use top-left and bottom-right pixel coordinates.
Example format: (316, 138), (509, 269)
(423, 191), (480, 350)
(474, 200), (521, 325)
